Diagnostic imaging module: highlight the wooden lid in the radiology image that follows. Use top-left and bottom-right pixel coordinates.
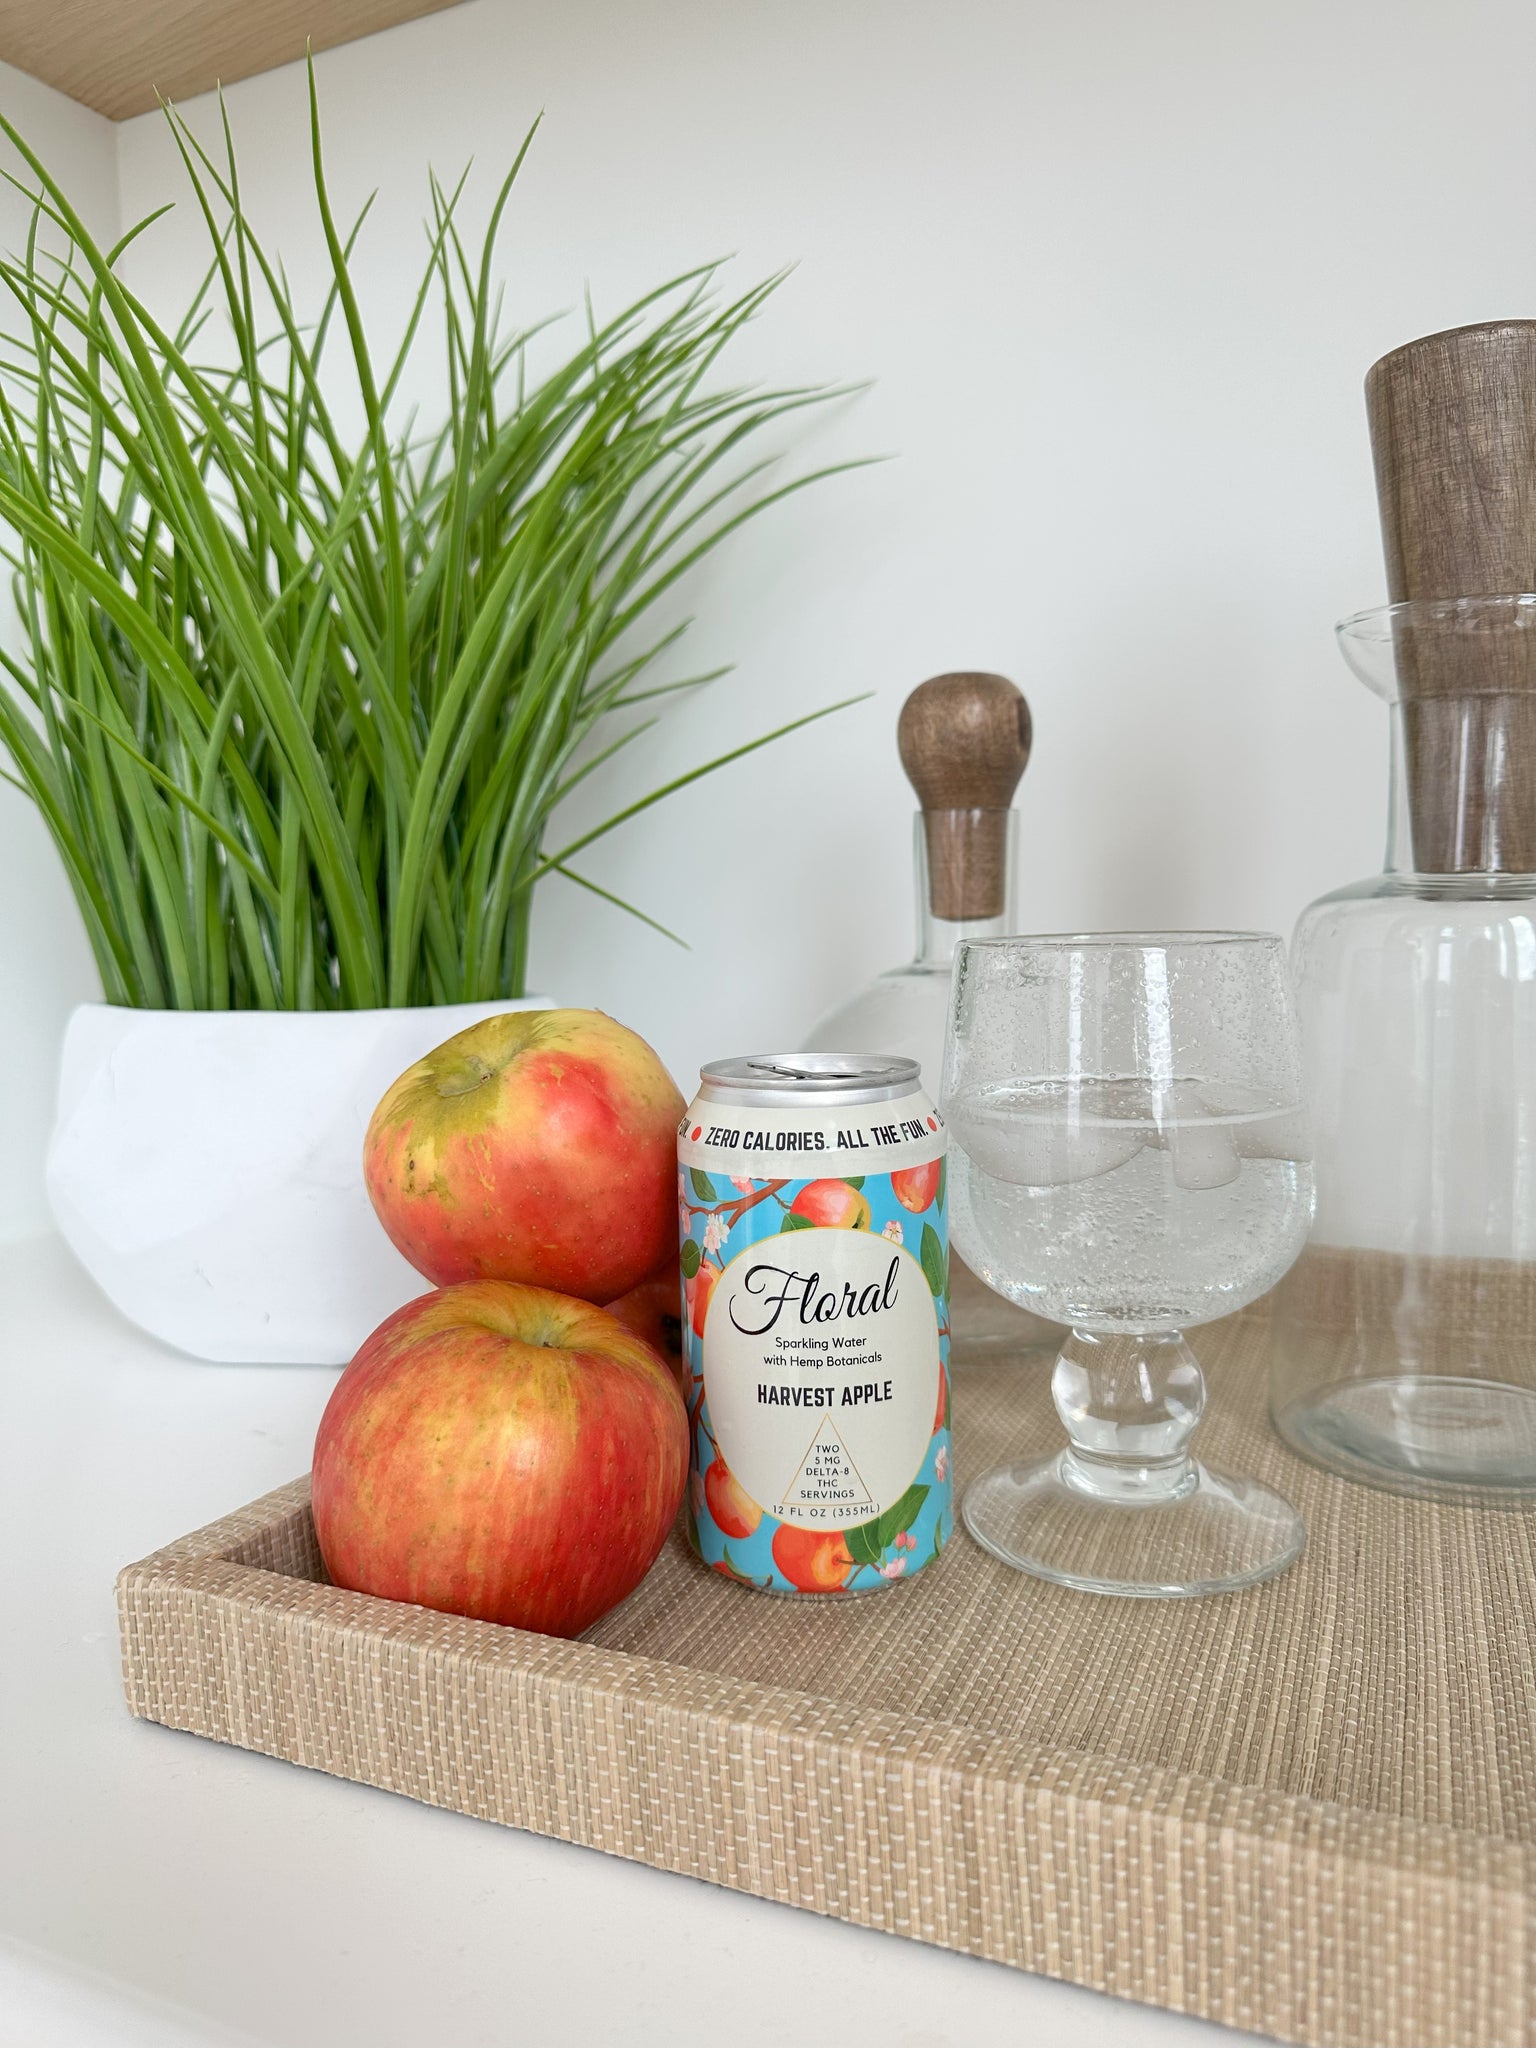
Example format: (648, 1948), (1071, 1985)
(1367, 321), (1536, 602)
(897, 672), (1031, 919)
(1365, 322), (1536, 871)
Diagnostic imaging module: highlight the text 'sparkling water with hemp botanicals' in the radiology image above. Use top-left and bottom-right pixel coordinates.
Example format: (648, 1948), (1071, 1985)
(678, 1054), (952, 1596)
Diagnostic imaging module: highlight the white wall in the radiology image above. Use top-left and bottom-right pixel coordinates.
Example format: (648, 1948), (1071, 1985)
(4, 0), (1536, 1234)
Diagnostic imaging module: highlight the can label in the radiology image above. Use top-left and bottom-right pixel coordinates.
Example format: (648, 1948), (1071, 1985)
(679, 1091), (951, 1594)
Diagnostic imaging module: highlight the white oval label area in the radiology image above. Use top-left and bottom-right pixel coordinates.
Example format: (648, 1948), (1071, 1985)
(702, 1227), (940, 1530)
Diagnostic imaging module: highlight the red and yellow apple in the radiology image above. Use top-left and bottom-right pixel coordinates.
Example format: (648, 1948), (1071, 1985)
(892, 1159), (942, 1213)
(704, 1452), (761, 1539)
(364, 1008), (684, 1302)
(789, 1179), (871, 1230)
(603, 1260), (685, 1395)
(771, 1523), (854, 1594)
(312, 1280), (688, 1638)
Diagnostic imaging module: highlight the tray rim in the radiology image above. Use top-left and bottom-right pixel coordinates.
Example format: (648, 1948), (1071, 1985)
(118, 1475), (1536, 2048)
(118, 1473), (1534, 1895)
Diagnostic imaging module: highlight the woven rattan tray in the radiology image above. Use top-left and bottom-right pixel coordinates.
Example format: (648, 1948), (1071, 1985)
(118, 1284), (1535, 2048)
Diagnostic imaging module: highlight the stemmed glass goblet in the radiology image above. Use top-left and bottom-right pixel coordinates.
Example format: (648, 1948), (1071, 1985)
(942, 933), (1314, 1597)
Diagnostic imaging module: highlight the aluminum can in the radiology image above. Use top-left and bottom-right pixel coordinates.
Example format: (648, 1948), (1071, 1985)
(678, 1053), (951, 1595)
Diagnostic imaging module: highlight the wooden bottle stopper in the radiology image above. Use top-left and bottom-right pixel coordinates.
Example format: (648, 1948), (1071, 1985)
(897, 672), (1031, 921)
(1366, 321), (1536, 872)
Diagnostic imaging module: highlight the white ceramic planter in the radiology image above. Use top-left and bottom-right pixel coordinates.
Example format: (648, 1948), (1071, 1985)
(46, 999), (548, 1365)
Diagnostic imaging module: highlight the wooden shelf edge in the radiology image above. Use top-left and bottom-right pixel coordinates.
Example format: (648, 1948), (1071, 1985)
(0, 0), (469, 122)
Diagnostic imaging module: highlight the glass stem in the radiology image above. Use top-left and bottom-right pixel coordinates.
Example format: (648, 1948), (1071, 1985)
(1052, 1328), (1205, 1504)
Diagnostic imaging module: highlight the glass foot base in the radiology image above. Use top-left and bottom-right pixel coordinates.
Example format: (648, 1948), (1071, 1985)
(963, 1455), (1305, 1598)
(1275, 1376), (1536, 1504)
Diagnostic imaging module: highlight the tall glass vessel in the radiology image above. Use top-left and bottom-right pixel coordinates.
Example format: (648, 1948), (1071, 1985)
(1271, 597), (1536, 1499)
(803, 670), (1040, 1350)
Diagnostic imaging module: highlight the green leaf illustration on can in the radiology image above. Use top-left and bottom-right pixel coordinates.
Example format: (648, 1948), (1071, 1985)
(920, 1222), (947, 1299)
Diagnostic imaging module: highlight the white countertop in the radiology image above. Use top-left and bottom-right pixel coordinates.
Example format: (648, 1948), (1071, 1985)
(0, 1232), (1243, 2048)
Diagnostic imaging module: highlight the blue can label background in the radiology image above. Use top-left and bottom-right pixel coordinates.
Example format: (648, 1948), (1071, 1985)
(678, 1090), (951, 1595)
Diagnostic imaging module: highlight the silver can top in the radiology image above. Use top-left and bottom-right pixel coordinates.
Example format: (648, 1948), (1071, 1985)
(697, 1051), (922, 1108)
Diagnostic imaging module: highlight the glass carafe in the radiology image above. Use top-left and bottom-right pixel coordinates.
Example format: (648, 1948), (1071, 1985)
(1271, 596), (1536, 1500)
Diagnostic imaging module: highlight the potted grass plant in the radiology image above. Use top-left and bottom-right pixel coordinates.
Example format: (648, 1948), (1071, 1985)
(0, 80), (857, 1362)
